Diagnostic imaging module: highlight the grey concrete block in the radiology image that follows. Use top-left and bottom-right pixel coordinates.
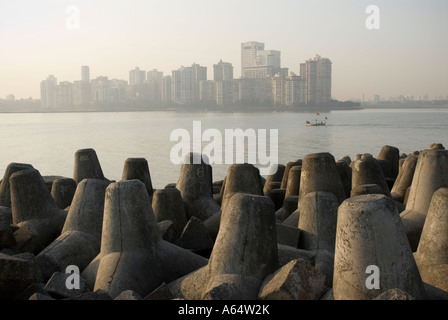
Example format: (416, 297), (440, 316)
(258, 259), (327, 300)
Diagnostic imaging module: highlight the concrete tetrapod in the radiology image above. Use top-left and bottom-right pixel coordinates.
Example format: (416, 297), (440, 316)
(400, 148), (448, 251)
(34, 179), (111, 281)
(0, 163), (34, 208)
(414, 188), (448, 291)
(286, 152), (345, 226)
(297, 191), (339, 286)
(350, 184), (385, 198)
(336, 159), (352, 199)
(152, 187), (188, 241)
(176, 153), (220, 221)
(168, 193), (278, 300)
(263, 164), (285, 196)
(203, 163), (264, 240)
(351, 153), (391, 198)
(391, 153), (418, 203)
(50, 177), (77, 210)
(9, 168), (68, 254)
(284, 165), (301, 199)
(377, 145), (400, 180)
(122, 158), (154, 200)
(298, 152), (346, 210)
(280, 160), (302, 190)
(82, 180), (208, 298)
(333, 194), (426, 300)
(275, 165), (302, 222)
(73, 148), (107, 184)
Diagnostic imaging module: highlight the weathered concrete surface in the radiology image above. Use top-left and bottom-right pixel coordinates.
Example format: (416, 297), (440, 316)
(203, 193), (278, 299)
(351, 153), (391, 198)
(34, 179), (110, 281)
(83, 180), (207, 298)
(391, 153), (418, 203)
(203, 163), (264, 240)
(114, 290), (142, 300)
(298, 191), (338, 286)
(220, 163), (264, 213)
(176, 153), (220, 221)
(176, 216), (214, 253)
(266, 188), (286, 211)
(414, 188), (448, 292)
(73, 148), (107, 184)
(50, 178), (77, 210)
(122, 157), (154, 199)
(9, 168), (67, 255)
(333, 194), (426, 300)
(258, 259), (327, 300)
(44, 271), (87, 299)
(280, 160), (301, 190)
(373, 288), (415, 300)
(276, 195), (298, 222)
(298, 152), (346, 210)
(152, 187), (188, 241)
(350, 183), (385, 197)
(377, 145), (400, 180)
(0, 253), (41, 300)
(0, 163), (34, 208)
(336, 159), (352, 199)
(166, 193), (278, 300)
(400, 148), (448, 251)
(284, 165), (301, 199)
(2, 145), (448, 301)
(0, 207), (15, 249)
(263, 164), (285, 196)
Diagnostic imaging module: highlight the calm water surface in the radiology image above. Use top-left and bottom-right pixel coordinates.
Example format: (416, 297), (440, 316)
(0, 108), (446, 188)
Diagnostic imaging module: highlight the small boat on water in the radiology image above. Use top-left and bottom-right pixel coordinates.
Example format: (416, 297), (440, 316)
(306, 113), (327, 126)
(306, 120), (326, 126)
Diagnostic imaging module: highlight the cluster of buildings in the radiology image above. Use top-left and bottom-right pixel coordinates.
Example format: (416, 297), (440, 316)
(40, 42), (333, 109)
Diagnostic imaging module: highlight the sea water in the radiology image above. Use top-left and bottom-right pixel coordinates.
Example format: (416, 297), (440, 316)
(0, 107), (446, 189)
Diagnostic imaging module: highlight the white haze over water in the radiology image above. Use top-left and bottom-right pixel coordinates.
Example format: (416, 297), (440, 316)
(0, 108), (447, 189)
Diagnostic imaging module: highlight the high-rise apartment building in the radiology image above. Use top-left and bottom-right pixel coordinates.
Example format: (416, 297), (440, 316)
(181, 66), (195, 104)
(74, 66), (92, 107)
(305, 54), (332, 104)
(146, 69), (164, 102)
(147, 69), (163, 82)
(284, 74), (306, 106)
(215, 80), (233, 106)
(213, 60), (234, 81)
(161, 75), (172, 102)
(55, 81), (74, 107)
(74, 81), (92, 106)
(81, 66), (90, 82)
(241, 41), (264, 74)
(199, 80), (215, 102)
(171, 64), (207, 104)
(171, 69), (182, 104)
(192, 63), (207, 101)
(92, 76), (126, 102)
(40, 75), (58, 108)
(129, 67), (146, 86)
(241, 42), (281, 79)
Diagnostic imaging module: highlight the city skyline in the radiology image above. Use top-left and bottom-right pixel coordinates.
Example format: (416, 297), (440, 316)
(38, 49), (333, 109)
(1, 0), (448, 101)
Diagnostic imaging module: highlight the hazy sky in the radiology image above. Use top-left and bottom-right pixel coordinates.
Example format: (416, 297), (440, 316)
(1, 0), (447, 101)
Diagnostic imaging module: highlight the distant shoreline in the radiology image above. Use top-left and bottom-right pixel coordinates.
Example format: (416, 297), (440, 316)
(0, 100), (447, 114)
